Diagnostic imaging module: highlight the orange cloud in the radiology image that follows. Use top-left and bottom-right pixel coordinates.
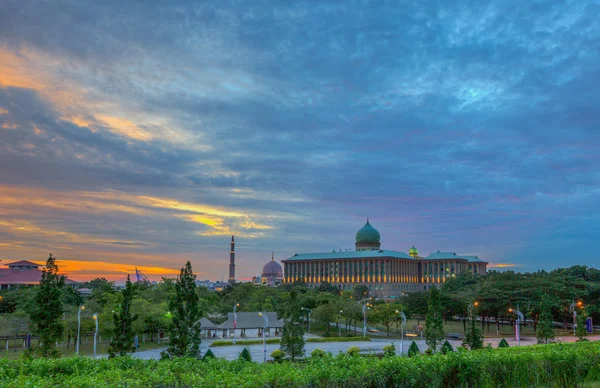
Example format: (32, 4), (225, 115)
(489, 263), (524, 268)
(0, 108), (8, 115)
(95, 115), (154, 141)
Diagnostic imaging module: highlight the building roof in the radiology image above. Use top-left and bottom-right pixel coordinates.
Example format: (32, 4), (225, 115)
(284, 250), (414, 261)
(423, 251), (486, 263)
(5, 260), (40, 267)
(219, 312), (283, 329)
(355, 220), (380, 243)
(0, 268), (79, 285)
(0, 268), (14, 277)
(262, 256), (283, 277)
(199, 317), (219, 330)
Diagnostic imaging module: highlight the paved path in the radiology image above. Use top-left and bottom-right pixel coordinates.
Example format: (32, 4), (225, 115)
(122, 335), (600, 363)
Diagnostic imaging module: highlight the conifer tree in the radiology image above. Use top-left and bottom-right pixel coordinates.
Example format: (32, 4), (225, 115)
(166, 261), (202, 358)
(425, 287), (444, 353)
(441, 340), (453, 354)
(463, 304), (484, 350)
(408, 341), (420, 357)
(576, 312), (588, 341)
(30, 254), (65, 358)
(108, 275), (138, 358)
(498, 338), (510, 348)
(280, 290), (305, 361)
(239, 347), (252, 362)
(536, 296), (555, 344)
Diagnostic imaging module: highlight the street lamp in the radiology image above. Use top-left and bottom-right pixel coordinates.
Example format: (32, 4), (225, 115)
(359, 299), (370, 338)
(339, 310), (343, 337)
(233, 302), (239, 345)
(396, 309), (406, 355)
(301, 308), (312, 333)
(258, 311), (269, 363)
(508, 305), (524, 346)
(569, 300), (584, 336)
(92, 313), (98, 359)
(76, 305), (85, 355)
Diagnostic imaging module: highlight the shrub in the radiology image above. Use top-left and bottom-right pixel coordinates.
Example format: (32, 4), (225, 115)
(383, 344), (396, 357)
(408, 341), (420, 357)
(347, 346), (360, 356)
(201, 349), (215, 362)
(498, 338), (510, 348)
(238, 348), (252, 362)
(270, 349), (285, 362)
(441, 341), (453, 354)
(311, 348), (327, 358)
(425, 348), (433, 356)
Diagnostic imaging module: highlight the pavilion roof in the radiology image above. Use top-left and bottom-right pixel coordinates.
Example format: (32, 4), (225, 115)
(219, 312), (283, 329)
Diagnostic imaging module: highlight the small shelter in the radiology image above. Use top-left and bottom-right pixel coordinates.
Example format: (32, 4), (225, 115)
(219, 312), (284, 338)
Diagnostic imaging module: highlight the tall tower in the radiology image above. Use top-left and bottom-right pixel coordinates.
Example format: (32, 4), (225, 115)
(228, 235), (236, 284)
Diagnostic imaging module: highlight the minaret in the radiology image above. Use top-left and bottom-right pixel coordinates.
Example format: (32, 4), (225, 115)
(228, 235), (236, 284)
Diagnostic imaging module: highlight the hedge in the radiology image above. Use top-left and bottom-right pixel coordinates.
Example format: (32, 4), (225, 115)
(0, 342), (598, 387)
(211, 336), (370, 347)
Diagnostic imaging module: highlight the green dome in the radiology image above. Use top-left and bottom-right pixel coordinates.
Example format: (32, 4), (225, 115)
(409, 246), (418, 254)
(356, 220), (380, 243)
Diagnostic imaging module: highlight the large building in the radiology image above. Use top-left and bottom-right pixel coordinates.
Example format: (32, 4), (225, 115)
(282, 220), (487, 298)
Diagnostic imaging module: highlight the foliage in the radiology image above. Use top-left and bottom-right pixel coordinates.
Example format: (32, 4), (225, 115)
(108, 275), (138, 358)
(201, 349), (215, 362)
(165, 261), (202, 359)
(239, 348), (252, 362)
(441, 341), (453, 354)
(280, 321), (305, 361)
(463, 305), (484, 350)
(425, 287), (444, 353)
(312, 302), (337, 336)
(29, 254), (65, 358)
(537, 295), (555, 344)
(371, 302), (403, 336)
(2, 342), (600, 387)
(347, 346), (360, 356)
(311, 348), (327, 358)
(498, 338), (510, 348)
(270, 349), (285, 361)
(408, 341), (420, 357)
(383, 344), (395, 357)
(576, 312), (588, 341)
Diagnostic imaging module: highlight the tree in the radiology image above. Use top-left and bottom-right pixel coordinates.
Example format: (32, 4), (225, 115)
(576, 311), (588, 341)
(441, 340), (453, 354)
(280, 321), (305, 361)
(425, 287), (444, 353)
(371, 303), (396, 336)
(202, 348), (215, 361)
(108, 275), (138, 358)
(463, 304), (484, 350)
(353, 285), (369, 299)
(536, 296), (555, 344)
(29, 254), (65, 358)
(166, 261), (202, 358)
(313, 303), (336, 336)
(408, 341), (420, 357)
(498, 338), (510, 348)
(239, 347), (252, 362)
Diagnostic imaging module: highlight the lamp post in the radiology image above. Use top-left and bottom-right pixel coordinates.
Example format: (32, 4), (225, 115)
(92, 313), (98, 359)
(233, 302), (239, 345)
(339, 310), (343, 337)
(569, 300), (583, 336)
(76, 305), (85, 355)
(258, 311), (269, 363)
(508, 305), (524, 346)
(396, 309), (406, 355)
(301, 308), (312, 333)
(359, 298), (371, 338)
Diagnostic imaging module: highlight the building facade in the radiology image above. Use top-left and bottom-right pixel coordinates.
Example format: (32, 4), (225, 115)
(0, 260), (79, 290)
(281, 220), (487, 298)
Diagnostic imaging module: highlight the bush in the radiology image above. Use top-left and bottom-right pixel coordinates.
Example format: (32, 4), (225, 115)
(270, 349), (285, 361)
(408, 341), (420, 357)
(498, 338), (510, 348)
(201, 349), (215, 362)
(347, 346), (360, 356)
(383, 344), (396, 357)
(238, 348), (252, 362)
(311, 348), (327, 358)
(2, 342), (600, 387)
(441, 341), (453, 354)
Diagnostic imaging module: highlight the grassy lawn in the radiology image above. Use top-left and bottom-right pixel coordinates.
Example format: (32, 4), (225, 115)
(2, 339), (166, 360)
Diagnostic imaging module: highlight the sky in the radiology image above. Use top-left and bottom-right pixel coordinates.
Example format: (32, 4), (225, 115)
(0, 0), (599, 282)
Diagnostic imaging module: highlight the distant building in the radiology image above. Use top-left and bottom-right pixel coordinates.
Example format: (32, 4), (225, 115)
(195, 279), (228, 292)
(282, 220), (487, 298)
(0, 260), (79, 290)
(252, 252), (283, 287)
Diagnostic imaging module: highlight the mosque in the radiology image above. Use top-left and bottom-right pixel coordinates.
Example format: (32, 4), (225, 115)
(252, 252), (284, 287)
(281, 220), (487, 298)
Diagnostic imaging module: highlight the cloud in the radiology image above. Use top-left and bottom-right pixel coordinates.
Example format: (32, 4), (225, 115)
(0, 0), (599, 278)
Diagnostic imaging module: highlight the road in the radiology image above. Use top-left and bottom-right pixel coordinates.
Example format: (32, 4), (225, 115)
(117, 335), (600, 363)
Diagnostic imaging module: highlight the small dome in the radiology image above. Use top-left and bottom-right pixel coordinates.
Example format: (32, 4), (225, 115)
(262, 254), (283, 277)
(409, 246), (418, 254)
(356, 220), (380, 243)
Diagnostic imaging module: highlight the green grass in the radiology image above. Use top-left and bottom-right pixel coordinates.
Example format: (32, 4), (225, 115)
(2, 340), (165, 360)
